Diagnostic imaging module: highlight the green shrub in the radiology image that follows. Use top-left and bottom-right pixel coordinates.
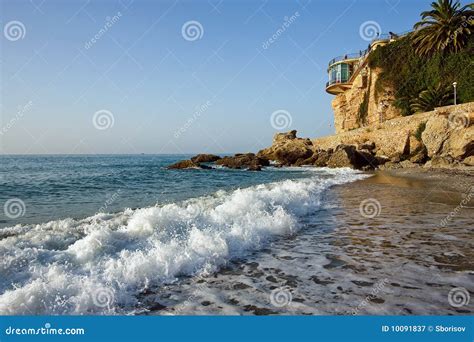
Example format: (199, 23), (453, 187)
(368, 34), (474, 115)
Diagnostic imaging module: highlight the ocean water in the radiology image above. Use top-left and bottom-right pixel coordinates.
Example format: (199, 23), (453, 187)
(0, 155), (369, 314)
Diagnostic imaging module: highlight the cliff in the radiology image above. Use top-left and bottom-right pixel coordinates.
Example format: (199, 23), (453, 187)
(332, 67), (401, 133)
(259, 103), (473, 170)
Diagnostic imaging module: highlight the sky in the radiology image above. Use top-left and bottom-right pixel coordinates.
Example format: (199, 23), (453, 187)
(0, 0), (432, 154)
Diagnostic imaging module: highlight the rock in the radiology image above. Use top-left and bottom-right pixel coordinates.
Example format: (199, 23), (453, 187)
(167, 160), (201, 169)
(327, 145), (359, 169)
(356, 149), (378, 169)
(441, 126), (474, 159)
(257, 130), (314, 165)
(399, 160), (419, 168)
(216, 153), (269, 169)
(190, 154), (221, 163)
(327, 145), (357, 168)
(409, 135), (423, 155)
(314, 150), (331, 167)
(429, 156), (457, 168)
(327, 145), (379, 170)
(421, 115), (451, 158)
(358, 141), (376, 151)
(273, 130), (297, 143)
(462, 156), (474, 166)
(409, 146), (428, 164)
(247, 165), (262, 171)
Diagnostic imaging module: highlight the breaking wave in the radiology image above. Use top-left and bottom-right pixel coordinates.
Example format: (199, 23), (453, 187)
(0, 168), (366, 314)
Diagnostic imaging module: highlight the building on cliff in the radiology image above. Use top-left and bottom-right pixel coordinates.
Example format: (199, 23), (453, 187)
(326, 31), (410, 134)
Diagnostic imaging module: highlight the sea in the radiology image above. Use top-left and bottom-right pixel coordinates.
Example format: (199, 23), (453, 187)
(0, 155), (472, 315)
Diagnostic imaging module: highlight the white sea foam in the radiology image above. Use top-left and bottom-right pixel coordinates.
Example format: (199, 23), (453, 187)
(0, 168), (366, 314)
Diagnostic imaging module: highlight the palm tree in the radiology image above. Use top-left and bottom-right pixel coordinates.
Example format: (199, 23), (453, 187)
(412, 0), (473, 56)
(410, 83), (453, 113)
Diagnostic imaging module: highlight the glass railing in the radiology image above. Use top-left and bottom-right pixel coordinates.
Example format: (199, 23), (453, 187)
(326, 78), (350, 87)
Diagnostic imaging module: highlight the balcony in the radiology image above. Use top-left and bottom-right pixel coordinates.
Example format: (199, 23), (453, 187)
(325, 79), (353, 95)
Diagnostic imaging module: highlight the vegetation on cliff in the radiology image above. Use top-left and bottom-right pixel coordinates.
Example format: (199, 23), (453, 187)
(368, 0), (474, 116)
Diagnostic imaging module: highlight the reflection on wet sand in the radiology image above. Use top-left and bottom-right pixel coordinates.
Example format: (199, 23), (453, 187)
(146, 170), (473, 315)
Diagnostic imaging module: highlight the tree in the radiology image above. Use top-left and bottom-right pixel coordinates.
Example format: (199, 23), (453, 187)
(412, 0), (473, 56)
(410, 83), (453, 113)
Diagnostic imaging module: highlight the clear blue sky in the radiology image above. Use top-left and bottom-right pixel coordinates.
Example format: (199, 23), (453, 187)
(1, 0), (431, 154)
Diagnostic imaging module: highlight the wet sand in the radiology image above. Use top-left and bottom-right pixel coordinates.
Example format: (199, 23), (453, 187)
(144, 168), (473, 315)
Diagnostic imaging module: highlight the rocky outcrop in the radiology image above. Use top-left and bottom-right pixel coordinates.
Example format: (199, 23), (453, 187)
(215, 153), (269, 170)
(190, 154), (221, 163)
(168, 104), (473, 172)
(314, 102), (474, 169)
(257, 130), (314, 165)
(327, 145), (379, 170)
(167, 160), (202, 169)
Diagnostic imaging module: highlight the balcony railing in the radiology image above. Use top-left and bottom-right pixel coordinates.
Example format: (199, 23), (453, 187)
(326, 79), (350, 88)
(328, 30), (412, 67)
(328, 51), (367, 67)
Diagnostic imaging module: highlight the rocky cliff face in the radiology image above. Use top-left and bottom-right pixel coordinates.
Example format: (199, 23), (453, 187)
(259, 103), (473, 170)
(332, 67), (401, 133)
